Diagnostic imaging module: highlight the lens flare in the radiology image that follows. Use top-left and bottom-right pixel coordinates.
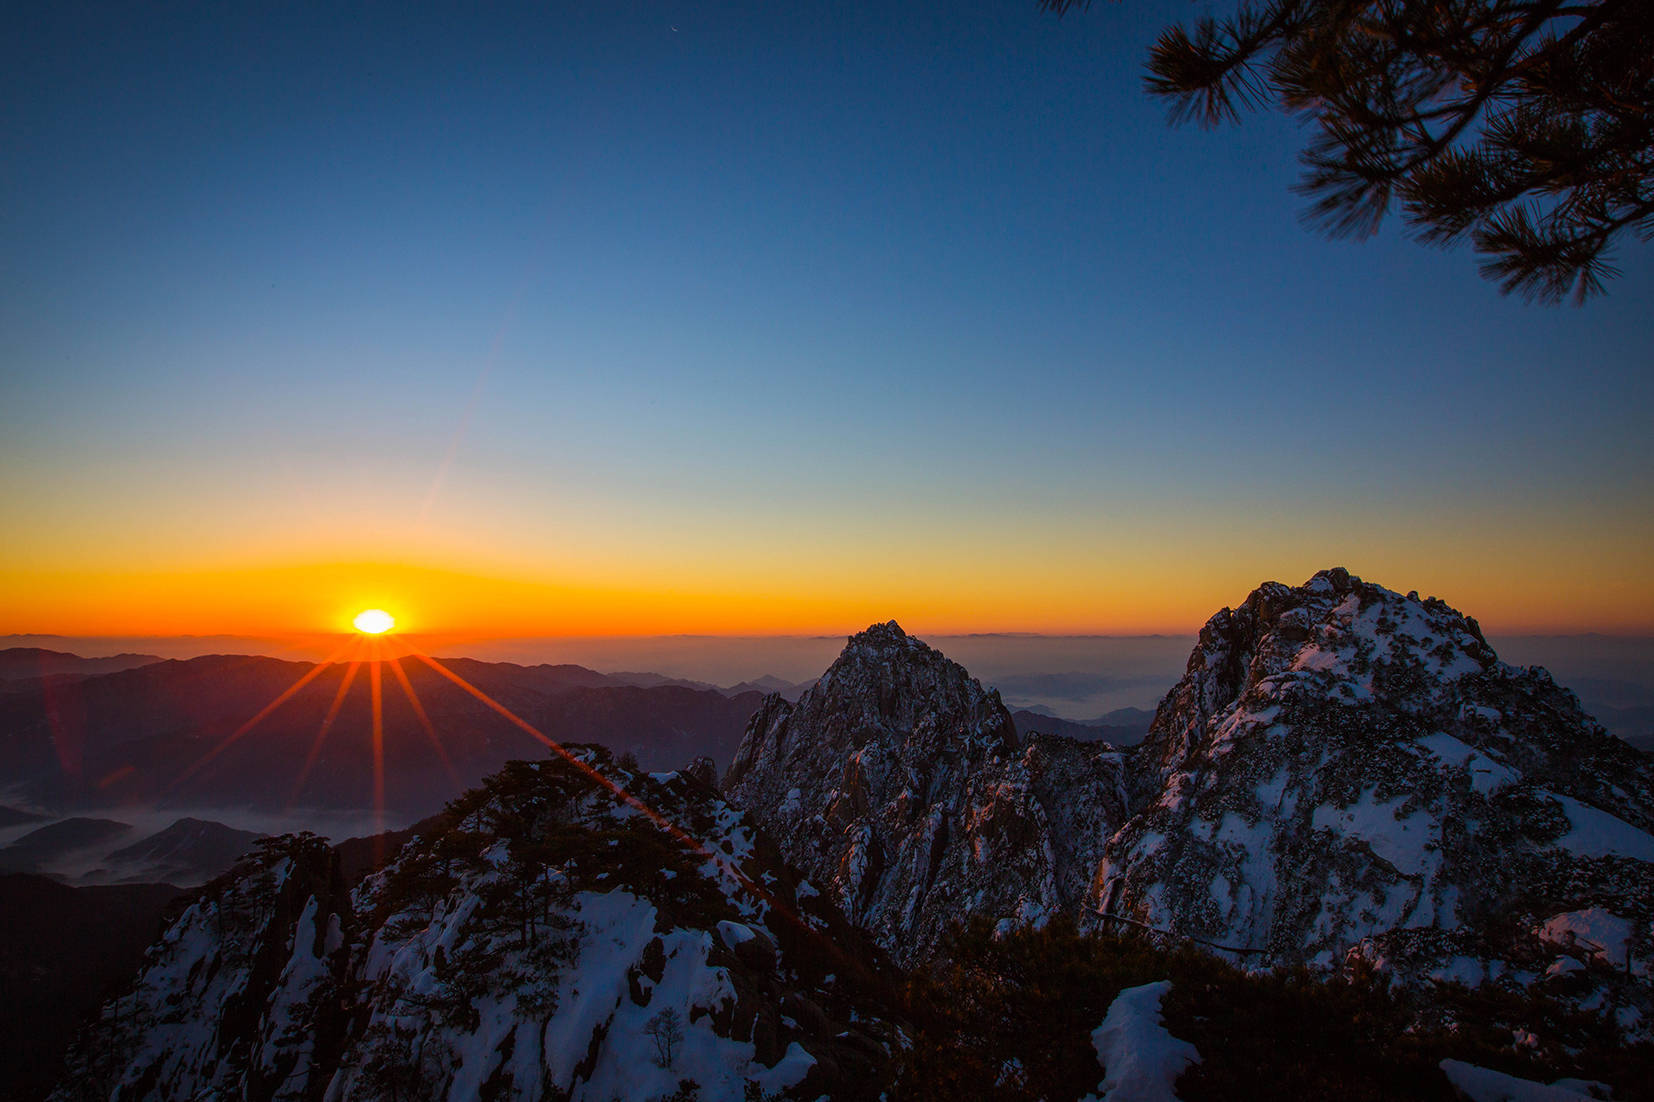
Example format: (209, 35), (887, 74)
(353, 608), (395, 634)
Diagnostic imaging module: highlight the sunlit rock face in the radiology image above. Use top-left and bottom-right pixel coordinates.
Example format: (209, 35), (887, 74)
(54, 751), (903, 1102)
(724, 621), (1129, 966)
(1087, 568), (1654, 1031)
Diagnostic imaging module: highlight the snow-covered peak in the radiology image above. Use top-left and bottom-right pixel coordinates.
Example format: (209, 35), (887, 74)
(1091, 570), (1654, 1033)
(1197, 567), (1493, 699)
(1141, 569), (1530, 790)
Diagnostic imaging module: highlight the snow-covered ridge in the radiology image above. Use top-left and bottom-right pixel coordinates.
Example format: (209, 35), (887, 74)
(55, 750), (903, 1101)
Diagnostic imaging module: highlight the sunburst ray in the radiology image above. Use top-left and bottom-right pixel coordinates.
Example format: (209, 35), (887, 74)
(369, 638), (386, 843)
(406, 649), (780, 910)
(385, 650), (461, 791)
(171, 639), (356, 791)
(286, 646), (364, 809)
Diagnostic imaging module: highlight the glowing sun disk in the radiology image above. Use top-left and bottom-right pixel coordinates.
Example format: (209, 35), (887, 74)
(353, 608), (395, 634)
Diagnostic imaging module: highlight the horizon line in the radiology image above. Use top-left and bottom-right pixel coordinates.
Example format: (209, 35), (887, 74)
(8, 628), (1654, 642)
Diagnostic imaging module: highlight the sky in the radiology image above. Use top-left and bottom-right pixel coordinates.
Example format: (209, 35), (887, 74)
(3, 0), (1651, 640)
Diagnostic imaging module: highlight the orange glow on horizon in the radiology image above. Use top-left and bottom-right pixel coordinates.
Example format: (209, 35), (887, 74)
(2, 547), (1652, 640)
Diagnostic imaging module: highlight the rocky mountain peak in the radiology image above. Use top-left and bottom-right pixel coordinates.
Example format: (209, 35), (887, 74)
(726, 622), (1019, 794)
(724, 622), (1125, 965)
(818, 620), (1017, 749)
(850, 619), (915, 647)
(1091, 570), (1654, 1027)
(1140, 567), (1502, 787)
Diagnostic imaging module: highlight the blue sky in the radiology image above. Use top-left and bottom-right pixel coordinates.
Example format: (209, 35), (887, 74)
(3, 0), (1651, 635)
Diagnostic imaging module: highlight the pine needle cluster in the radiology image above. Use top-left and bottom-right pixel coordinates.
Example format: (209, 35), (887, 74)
(1046, 0), (1654, 302)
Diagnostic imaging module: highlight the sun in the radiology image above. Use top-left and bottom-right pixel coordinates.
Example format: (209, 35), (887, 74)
(353, 608), (395, 634)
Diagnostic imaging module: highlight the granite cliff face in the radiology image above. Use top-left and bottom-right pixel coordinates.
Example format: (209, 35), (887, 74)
(724, 578), (1653, 1035)
(723, 621), (1129, 966)
(1087, 569), (1654, 1030)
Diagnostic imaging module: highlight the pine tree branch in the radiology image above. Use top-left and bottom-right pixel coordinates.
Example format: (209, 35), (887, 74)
(1049, 0), (1651, 299)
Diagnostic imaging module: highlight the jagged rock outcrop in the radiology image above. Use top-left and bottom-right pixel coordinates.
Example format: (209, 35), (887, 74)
(55, 750), (903, 1101)
(1086, 568), (1654, 1032)
(723, 621), (1128, 965)
(49, 833), (354, 1102)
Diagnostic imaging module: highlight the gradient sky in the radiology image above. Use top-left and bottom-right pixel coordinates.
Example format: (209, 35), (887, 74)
(3, 0), (1651, 638)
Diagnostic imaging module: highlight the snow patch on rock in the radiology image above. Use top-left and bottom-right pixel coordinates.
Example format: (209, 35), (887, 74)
(1083, 981), (1200, 1102)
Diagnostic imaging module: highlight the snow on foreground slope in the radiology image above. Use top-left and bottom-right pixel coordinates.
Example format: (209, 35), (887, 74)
(53, 750), (903, 1102)
(1438, 1059), (1610, 1102)
(1089, 568), (1654, 1032)
(1082, 981), (1200, 1102)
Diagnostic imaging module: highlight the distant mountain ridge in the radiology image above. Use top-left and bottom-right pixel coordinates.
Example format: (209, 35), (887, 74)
(0, 648), (162, 686)
(0, 818), (134, 875)
(103, 818), (266, 885)
(0, 654), (765, 818)
(0, 815), (265, 887)
(1010, 708), (1152, 746)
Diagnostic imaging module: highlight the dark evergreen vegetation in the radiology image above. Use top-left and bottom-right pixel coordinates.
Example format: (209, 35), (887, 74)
(892, 915), (1654, 1100)
(1046, 0), (1654, 302)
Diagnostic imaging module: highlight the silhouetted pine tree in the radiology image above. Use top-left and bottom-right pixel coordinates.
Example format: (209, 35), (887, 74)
(1046, 0), (1653, 302)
